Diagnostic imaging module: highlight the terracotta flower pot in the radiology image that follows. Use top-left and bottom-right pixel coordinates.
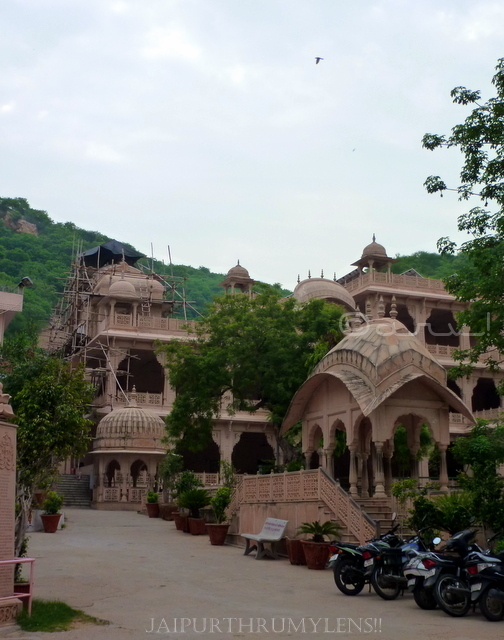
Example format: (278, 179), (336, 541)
(286, 538), (306, 565)
(172, 512), (183, 530)
(159, 504), (178, 521)
(179, 514), (190, 533)
(146, 502), (160, 518)
(40, 513), (62, 533)
(300, 540), (330, 570)
(188, 517), (207, 535)
(207, 523), (230, 545)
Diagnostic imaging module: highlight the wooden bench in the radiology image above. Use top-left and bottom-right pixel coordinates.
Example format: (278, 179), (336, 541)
(242, 518), (288, 560)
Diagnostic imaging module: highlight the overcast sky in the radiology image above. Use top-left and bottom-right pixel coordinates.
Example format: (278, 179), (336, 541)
(1, 0), (503, 288)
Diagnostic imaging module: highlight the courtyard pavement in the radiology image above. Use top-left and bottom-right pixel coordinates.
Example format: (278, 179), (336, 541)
(0, 508), (498, 640)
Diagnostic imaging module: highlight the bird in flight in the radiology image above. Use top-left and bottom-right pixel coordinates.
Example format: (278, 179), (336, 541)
(315, 57), (324, 64)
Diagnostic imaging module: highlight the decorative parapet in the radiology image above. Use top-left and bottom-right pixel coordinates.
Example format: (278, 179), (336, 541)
(344, 272), (447, 294)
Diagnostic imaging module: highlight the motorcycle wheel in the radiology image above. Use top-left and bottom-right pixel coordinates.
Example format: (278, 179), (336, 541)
(434, 574), (471, 617)
(333, 556), (365, 596)
(479, 587), (504, 622)
(371, 566), (401, 600)
(413, 584), (437, 610)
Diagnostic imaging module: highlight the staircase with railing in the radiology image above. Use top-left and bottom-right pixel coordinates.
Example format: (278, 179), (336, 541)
(228, 468), (377, 545)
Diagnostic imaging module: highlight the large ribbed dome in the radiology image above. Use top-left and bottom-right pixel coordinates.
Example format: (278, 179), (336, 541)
(293, 278), (355, 311)
(108, 279), (138, 299)
(94, 403), (166, 452)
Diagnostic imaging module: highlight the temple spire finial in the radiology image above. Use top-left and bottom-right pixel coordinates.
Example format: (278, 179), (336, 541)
(372, 233), (376, 242)
(308, 270), (311, 279)
(321, 269), (324, 278)
(297, 274), (300, 283)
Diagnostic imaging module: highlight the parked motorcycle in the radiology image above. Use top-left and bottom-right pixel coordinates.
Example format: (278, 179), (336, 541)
(464, 533), (504, 621)
(329, 521), (402, 596)
(420, 529), (480, 617)
(371, 531), (440, 601)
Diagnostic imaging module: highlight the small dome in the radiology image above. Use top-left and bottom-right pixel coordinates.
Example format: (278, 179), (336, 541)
(361, 236), (387, 259)
(146, 279), (165, 298)
(227, 263), (250, 278)
(108, 279), (138, 299)
(94, 404), (166, 452)
(293, 278), (355, 311)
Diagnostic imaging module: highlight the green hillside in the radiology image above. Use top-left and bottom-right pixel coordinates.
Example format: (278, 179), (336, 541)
(0, 197), (466, 337)
(0, 197), (228, 336)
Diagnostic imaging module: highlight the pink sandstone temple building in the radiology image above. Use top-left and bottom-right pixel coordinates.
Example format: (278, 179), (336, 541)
(48, 237), (502, 513)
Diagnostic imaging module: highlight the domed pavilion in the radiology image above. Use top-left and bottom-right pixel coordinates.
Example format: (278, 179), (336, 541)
(281, 300), (474, 499)
(92, 391), (166, 509)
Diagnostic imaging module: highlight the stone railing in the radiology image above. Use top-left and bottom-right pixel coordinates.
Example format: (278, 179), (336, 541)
(344, 272), (446, 294)
(450, 408), (502, 424)
(426, 344), (459, 358)
(103, 314), (196, 333)
(228, 468), (376, 545)
(124, 391), (163, 406)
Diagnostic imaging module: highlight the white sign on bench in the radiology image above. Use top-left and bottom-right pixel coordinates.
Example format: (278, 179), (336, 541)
(241, 518), (288, 560)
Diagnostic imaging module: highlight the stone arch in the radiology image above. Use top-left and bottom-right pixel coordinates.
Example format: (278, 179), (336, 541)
(385, 302), (415, 334)
(106, 459), (121, 487)
(472, 377), (500, 412)
(180, 439), (220, 473)
(231, 432), (275, 474)
(116, 349), (164, 394)
(130, 458), (148, 487)
(424, 309), (459, 347)
(307, 423), (324, 452)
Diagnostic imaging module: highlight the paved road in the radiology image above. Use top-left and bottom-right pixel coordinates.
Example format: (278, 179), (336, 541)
(0, 509), (497, 639)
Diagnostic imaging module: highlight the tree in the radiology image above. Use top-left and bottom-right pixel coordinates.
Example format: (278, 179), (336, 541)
(422, 58), (504, 380)
(0, 331), (94, 555)
(159, 286), (345, 455)
(452, 421), (504, 534)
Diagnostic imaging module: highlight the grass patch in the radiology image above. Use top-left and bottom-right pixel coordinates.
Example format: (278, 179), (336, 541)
(17, 599), (108, 632)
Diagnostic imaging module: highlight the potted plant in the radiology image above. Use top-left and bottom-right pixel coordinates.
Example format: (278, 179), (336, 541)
(173, 471), (204, 532)
(297, 520), (342, 570)
(207, 487), (232, 545)
(158, 451), (183, 520)
(177, 488), (211, 535)
(146, 491), (160, 518)
(40, 491), (64, 533)
(286, 534), (306, 566)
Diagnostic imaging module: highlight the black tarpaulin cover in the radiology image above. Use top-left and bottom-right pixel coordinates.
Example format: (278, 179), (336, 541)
(81, 240), (145, 268)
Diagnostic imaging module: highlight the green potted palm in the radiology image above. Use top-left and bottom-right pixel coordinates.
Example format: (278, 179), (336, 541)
(173, 471), (204, 532)
(40, 491), (64, 533)
(178, 488), (211, 535)
(297, 520), (342, 570)
(146, 491), (160, 518)
(206, 487), (232, 545)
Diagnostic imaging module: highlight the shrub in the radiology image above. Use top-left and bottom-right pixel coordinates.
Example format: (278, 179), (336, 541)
(296, 520), (342, 543)
(177, 488), (211, 518)
(42, 491), (64, 515)
(210, 487), (231, 524)
(146, 491), (159, 504)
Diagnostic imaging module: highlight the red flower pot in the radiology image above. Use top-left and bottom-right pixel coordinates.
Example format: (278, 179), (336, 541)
(146, 503), (160, 518)
(172, 512), (183, 530)
(286, 538), (306, 565)
(179, 514), (190, 533)
(207, 523), (230, 545)
(188, 518), (207, 535)
(300, 540), (330, 570)
(40, 514), (62, 533)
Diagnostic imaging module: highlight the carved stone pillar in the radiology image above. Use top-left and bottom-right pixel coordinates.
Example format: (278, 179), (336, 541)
(410, 445), (420, 480)
(374, 441), (386, 498)
(303, 449), (313, 470)
(383, 452), (392, 497)
(0, 385), (22, 624)
(361, 453), (370, 498)
(348, 445), (358, 497)
(439, 444), (449, 493)
(323, 447), (335, 477)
